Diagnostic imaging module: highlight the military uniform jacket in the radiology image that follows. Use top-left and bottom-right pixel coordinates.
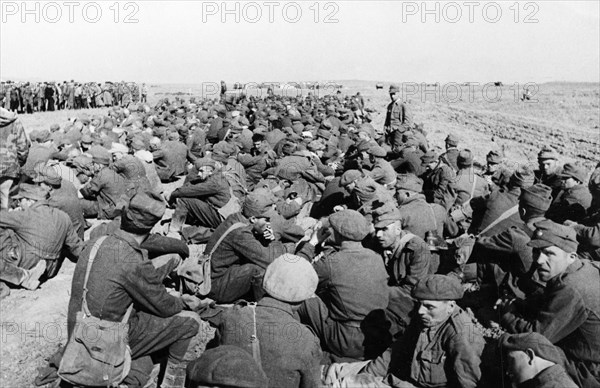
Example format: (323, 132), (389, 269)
(501, 259), (600, 367)
(80, 167), (132, 219)
(219, 297), (322, 388)
(573, 208), (600, 261)
(422, 164), (457, 210)
(469, 186), (522, 237)
(0, 202), (82, 270)
(368, 159), (397, 186)
(0, 109), (29, 178)
(361, 308), (485, 388)
(67, 230), (184, 336)
(398, 194), (458, 240)
(312, 241), (389, 323)
(385, 101), (411, 131)
(385, 235), (433, 292)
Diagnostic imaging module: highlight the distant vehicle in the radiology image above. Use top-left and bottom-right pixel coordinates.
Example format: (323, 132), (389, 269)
(494, 81), (503, 87)
(376, 83), (384, 90)
(233, 82), (245, 90)
(259, 82), (281, 89)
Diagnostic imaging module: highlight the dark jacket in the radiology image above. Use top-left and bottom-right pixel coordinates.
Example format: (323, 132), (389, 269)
(80, 166), (132, 219)
(469, 186), (522, 237)
(219, 297), (322, 388)
(398, 194), (458, 239)
(361, 307), (485, 388)
(171, 171), (231, 209)
(0, 201), (82, 270)
(205, 213), (290, 280)
(67, 230), (184, 336)
(573, 208), (600, 261)
(309, 241), (389, 323)
(385, 235), (433, 292)
(501, 258), (600, 381)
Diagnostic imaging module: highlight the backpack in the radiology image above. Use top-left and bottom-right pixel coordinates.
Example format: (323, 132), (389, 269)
(177, 222), (246, 296)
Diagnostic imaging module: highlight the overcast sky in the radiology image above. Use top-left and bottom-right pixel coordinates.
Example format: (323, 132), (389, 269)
(1, 1), (599, 83)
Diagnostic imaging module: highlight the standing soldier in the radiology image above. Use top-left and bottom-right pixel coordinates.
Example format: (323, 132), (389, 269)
(385, 84), (412, 150)
(141, 83), (148, 103)
(0, 107), (30, 209)
(22, 83), (34, 114)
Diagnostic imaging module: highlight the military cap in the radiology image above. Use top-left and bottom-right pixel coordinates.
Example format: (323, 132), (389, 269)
(292, 122), (304, 135)
(445, 134), (459, 147)
(49, 123), (60, 132)
(420, 151), (438, 165)
(329, 209), (369, 241)
(88, 145), (111, 165)
(167, 130), (180, 141)
(13, 183), (49, 201)
(486, 150), (503, 164)
(537, 146), (559, 161)
(243, 188), (276, 219)
(213, 141), (237, 157)
(135, 150), (153, 163)
(80, 134), (93, 144)
(35, 129), (51, 143)
(186, 345), (268, 388)
(457, 149), (473, 168)
(412, 275), (464, 301)
(372, 202), (402, 228)
(120, 190), (166, 234)
(108, 142), (129, 155)
(528, 219), (578, 253)
(519, 184), (552, 211)
(368, 145), (387, 158)
(339, 170), (363, 187)
(389, 84), (400, 94)
(395, 173), (423, 192)
(499, 332), (564, 365)
(32, 164), (62, 186)
(509, 165), (535, 188)
(263, 254), (318, 303)
(589, 164), (600, 194)
(130, 137), (147, 151)
(559, 163), (587, 184)
(194, 158), (217, 169)
(403, 135), (420, 148)
(356, 139), (373, 153)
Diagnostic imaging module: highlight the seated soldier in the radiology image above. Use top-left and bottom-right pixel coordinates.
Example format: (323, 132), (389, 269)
(498, 220), (600, 388)
(499, 332), (578, 388)
(372, 202), (435, 336)
(546, 163), (591, 224)
(218, 254), (322, 388)
(534, 147), (563, 199)
(79, 145), (132, 219)
(186, 346), (268, 388)
(366, 145), (396, 188)
(326, 275), (485, 388)
(565, 164), (600, 261)
(0, 184), (82, 289)
(167, 157), (236, 236)
(205, 188), (293, 304)
(67, 191), (203, 388)
(297, 210), (390, 360)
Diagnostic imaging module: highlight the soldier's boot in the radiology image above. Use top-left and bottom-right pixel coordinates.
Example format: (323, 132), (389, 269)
(160, 361), (187, 388)
(21, 261), (47, 290)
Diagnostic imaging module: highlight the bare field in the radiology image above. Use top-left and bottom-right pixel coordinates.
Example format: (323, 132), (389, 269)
(1, 81), (598, 387)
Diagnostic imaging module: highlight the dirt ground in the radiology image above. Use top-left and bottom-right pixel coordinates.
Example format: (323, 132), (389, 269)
(1, 82), (598, 387)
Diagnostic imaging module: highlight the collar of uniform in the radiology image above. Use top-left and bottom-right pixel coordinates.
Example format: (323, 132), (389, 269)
(339, 241), (364, 251)
(258, 296), (295, 317)
(112, 228), (149, 259)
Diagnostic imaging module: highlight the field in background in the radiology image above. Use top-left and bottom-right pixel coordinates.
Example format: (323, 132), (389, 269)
(1, 81), (598, 387)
